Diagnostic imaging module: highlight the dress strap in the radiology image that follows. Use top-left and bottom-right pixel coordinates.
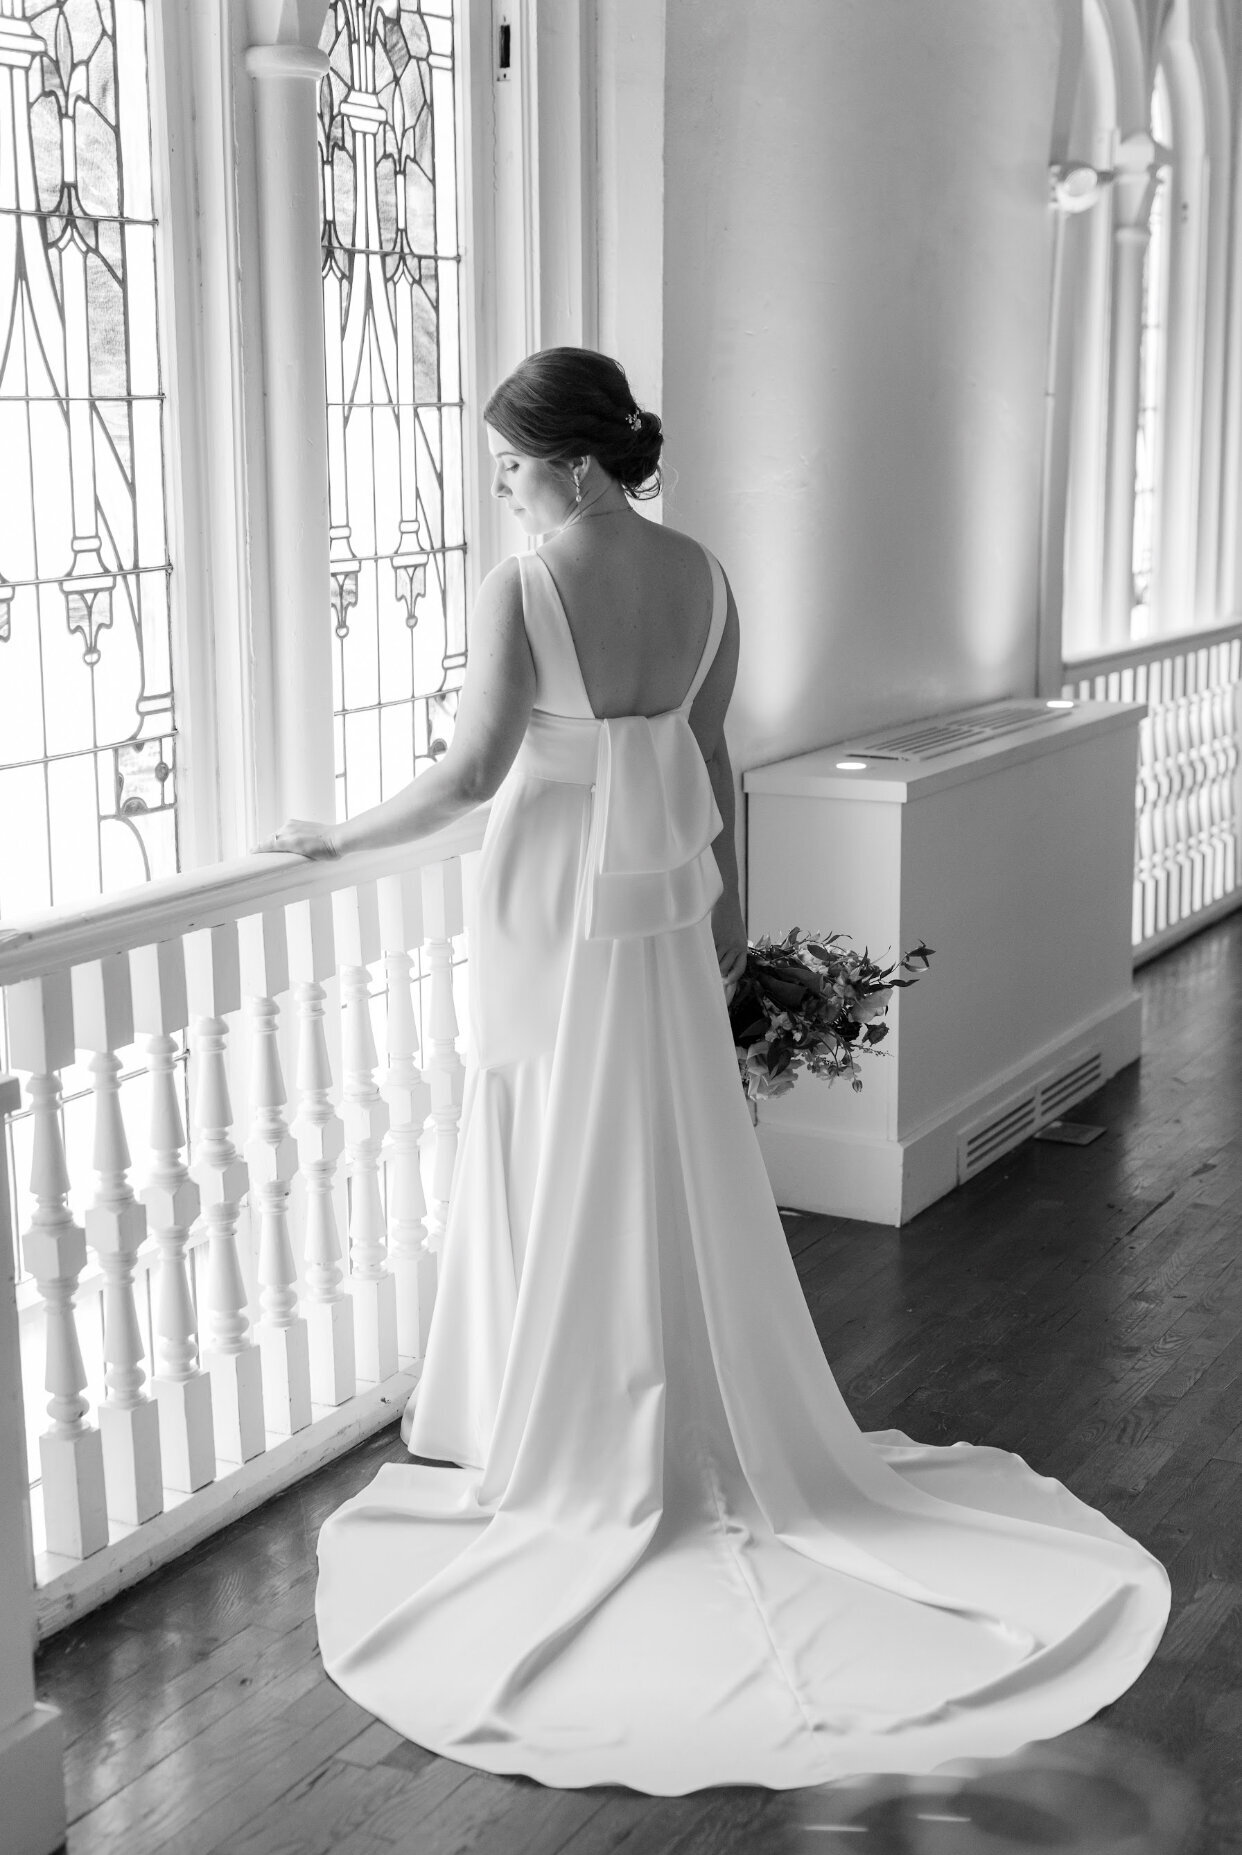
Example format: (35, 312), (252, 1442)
(517, 551), (596, 719)
(680, 546), (727, 713)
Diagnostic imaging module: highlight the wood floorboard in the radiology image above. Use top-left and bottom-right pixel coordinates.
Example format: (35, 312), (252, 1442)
(62, 1618), (299, 1819)
(398, 1768), (609, 1855)
(36, 909), (1242, 1854)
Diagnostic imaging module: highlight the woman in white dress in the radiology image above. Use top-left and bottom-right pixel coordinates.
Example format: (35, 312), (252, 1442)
(259, 348), (1169, 1795)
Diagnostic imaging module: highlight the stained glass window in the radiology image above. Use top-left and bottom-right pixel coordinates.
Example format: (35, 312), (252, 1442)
(1132, 70), (1172, 637)
(318, 0), (467, 821)
(0, 0), (177, 922)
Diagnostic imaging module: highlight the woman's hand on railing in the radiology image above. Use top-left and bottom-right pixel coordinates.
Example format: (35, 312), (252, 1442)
(250, 818), (342, 860)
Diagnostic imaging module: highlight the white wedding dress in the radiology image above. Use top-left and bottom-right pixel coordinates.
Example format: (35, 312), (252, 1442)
(315, 542), (1170, 1793)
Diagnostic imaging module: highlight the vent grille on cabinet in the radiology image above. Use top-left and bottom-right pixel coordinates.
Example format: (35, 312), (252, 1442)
(956, 1050), (1107, 1186)
(846, 704), (1073, 763)
(958, 1091), (1038, 1181)
(1037, 1050), (1103, 1123)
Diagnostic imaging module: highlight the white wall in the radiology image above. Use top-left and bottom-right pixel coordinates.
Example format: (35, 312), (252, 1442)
(661, 0), (1070, 788)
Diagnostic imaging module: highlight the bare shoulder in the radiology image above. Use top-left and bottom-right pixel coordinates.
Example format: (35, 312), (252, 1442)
(478, 555), (523, 603)
(651, 521), (732, 590)
(472, 555), (524, 627)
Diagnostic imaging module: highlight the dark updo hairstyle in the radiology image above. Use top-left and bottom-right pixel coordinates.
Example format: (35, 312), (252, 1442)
(483, 347), (663, 501)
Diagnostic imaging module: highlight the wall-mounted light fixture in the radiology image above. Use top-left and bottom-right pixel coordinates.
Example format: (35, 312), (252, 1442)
(1049, 162), (1113, 212)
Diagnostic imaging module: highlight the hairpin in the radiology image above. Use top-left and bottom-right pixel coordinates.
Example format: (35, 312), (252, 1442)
(626, 410), (642, 431)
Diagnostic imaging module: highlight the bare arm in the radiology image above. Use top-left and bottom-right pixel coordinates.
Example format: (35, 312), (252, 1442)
(325, 752), (484, 858)
(688, 564), (747, 996)
(707, 736), (742, 919)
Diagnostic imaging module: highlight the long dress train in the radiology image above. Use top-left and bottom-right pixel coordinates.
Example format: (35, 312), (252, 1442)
(314, 542), (1169, 1794)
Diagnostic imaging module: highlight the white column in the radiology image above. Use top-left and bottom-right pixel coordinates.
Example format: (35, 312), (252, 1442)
(186, 926), (263, 1466)
(243, 1), (334, 834)
(288, 894), (354, 1405)
(72, 956), (163, 1528)
(0, 1067), (66, 1855)
(595, 0), (665, 414)
(533, 3), (597, 350)
(1101, 133), (1163, 650)
(6, 977), (108, 1561)
(239, 910), (311, 1436)
(1195, 39), (1231, 626)
(378, 871), (434, 1360)
(1037, 165), (1110, 694)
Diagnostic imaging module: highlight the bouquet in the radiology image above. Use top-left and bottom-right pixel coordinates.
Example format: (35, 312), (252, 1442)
(728, 929), (933, 1104)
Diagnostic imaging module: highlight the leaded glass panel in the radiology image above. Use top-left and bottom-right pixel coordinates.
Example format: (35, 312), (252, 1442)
(0, 0), (178, 920)
(319, 0), (466, 819)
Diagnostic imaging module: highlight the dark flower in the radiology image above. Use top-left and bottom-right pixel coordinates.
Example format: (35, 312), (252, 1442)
(729, 929), (933, 1104)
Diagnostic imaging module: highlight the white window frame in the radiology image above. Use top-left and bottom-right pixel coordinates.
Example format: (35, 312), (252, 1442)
(145, 0), (509, 868)
(95, 0), (665, 872)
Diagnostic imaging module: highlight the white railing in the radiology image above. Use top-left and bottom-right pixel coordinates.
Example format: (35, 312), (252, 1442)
(0, 810), (487, 1638)
(1063, 622), (1242, 961)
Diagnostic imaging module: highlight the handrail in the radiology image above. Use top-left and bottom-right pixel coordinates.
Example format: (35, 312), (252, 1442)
(0, 805), (491, 987)
(1063, 618), (1242, 685)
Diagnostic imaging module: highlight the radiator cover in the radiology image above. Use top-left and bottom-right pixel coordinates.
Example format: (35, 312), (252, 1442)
(743, 699), (1144, 1225)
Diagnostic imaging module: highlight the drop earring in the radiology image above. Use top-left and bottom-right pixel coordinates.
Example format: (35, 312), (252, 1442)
(572, 464), (584, 507)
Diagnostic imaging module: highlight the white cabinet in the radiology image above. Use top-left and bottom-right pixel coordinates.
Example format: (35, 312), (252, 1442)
(743, 700), (1144, 1225)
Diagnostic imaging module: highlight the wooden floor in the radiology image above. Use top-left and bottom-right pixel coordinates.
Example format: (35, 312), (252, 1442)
(37, 912), (1242, 1855)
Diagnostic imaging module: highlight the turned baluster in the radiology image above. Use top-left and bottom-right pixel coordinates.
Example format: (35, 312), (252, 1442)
(186, 924), (262, 1465)
(421, 859), (466, 1260)
(378, 870), (435, 1360)
(72, 954), (163, 1526)
(1184, 690), (1205, 914)
(1150, 690), (1172, 933)
(288, 894), (354, 1405)
(240, 909), (311, 1436)
(1221, 679), (1240, 893)
(1206, 679), (1227, 899)
(1169, 682), (1188, 914)
(1209, 674), (1233, 898)
(335, 880), (396, 1383)
(1192, 683), (1210, 909)
(1202, 682), (1221, 900)
(1135, 712), (1157, 943)
(131, 938), (213, 1492)
(1196, 686), (1215, 901)
(7, 975), (108, 1559)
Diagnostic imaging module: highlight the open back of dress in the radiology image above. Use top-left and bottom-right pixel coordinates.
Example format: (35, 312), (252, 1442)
(315, 543), (1168, 1793)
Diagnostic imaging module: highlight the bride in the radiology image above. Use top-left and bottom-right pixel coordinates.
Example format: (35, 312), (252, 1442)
(257, 347), (1169, 1795)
